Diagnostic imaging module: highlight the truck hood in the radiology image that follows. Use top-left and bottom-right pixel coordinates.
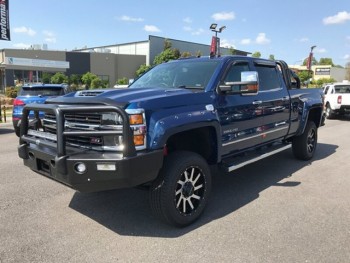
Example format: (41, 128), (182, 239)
(50, 88), (213, 109)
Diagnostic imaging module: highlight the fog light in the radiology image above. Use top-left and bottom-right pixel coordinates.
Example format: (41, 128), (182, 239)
(97, 163), (116, 171)
(74, 162), (87, 174)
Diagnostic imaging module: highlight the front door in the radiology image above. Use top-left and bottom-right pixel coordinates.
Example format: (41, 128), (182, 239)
(215, 60), (264, 156)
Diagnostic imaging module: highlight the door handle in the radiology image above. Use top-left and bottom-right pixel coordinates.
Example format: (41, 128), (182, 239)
(252, 100), (262, 105)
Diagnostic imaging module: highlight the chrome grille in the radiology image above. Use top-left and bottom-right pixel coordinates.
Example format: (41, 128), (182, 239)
(43, 113), (105, 148)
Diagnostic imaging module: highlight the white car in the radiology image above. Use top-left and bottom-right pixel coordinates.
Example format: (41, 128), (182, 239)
(323, 81), (350, 119)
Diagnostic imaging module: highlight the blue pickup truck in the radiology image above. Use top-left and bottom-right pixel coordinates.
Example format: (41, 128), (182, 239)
(18, 56), (325, 227)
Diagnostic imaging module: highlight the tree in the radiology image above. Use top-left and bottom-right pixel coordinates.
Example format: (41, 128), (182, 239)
(153, 48), (181, 65)
(269, 54), (275, 61)
(117, 77), (128, 85)
(229, 47), (237, 55)
(346, 62), (350, 80)
(164, 39), (172, 50)
(69, 74), (81, 85)
(303, 57), (318, 66)
(181, 51), (192, 58)
(315, 78), (336, 86)
(136, 64), (151, 77)
(251, 51), (261, 58)
(42, 72), (52, 84)
(297, 70), (311, 84)
(50, 72), (68, 84)
(319, 58), (334, 66)
(90, 77), (104, 89)
(81, 72), (98, 89)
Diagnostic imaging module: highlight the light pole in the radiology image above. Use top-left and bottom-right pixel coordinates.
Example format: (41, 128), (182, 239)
(307, 45), (316, 87)
(210, 23), (226, 57)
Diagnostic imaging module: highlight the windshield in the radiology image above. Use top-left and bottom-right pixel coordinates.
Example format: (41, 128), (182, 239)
(19, 87), (64, 96)
(129, 60), (219, 90)
(334, 85), (350, 94)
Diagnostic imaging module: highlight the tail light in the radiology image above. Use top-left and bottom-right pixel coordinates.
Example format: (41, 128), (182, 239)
(337, 95), (342, 104)
(13, 98), (25, 106)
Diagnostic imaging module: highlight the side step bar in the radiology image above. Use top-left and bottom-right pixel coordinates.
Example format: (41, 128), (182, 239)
(222, 144), (291, 173)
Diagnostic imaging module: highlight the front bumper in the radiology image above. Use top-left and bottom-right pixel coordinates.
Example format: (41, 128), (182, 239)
(18, 143), (163, 192)
(17, 102), (163, 192)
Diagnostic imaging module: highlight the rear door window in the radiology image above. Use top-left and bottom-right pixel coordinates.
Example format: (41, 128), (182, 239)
(334, 85), (350, 94)
(255, 65), (282, 91)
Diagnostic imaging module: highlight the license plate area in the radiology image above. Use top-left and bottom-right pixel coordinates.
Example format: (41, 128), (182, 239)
(37, 159), (51, 175)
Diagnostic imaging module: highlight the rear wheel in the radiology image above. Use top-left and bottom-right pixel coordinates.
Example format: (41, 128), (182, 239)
(325, 104), (335, 119)
(149, 151), (211, 227)
(292, 121), (317, 160)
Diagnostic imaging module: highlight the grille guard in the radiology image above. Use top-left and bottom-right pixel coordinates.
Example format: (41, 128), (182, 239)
(19, 103), (136, 158)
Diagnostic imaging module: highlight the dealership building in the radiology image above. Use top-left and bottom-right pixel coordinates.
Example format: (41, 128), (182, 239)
(0, 35), (249, 92)
(289, 64), (347, 82)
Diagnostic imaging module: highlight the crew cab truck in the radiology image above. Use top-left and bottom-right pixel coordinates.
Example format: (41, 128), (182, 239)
(323, 81), (350, 119)
(17, 56), (325, 227)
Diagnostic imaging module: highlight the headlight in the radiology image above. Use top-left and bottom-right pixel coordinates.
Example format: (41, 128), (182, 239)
(126, 109), (147, 150)
(101, 113), (123, 126)
(100, 109), (147, 151)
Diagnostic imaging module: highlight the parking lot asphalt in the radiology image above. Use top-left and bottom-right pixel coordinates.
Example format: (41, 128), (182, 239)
(0, 118), (349, 263)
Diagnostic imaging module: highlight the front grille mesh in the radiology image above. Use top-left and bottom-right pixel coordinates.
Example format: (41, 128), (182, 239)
(43, 113), (104, 147)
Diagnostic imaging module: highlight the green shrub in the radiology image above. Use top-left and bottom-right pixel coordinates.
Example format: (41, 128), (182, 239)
(5, 86), (19, 98)
(117, 77), (128, 85)
(91, 78), (104, 89)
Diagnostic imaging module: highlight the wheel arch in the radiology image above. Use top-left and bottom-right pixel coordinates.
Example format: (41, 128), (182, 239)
(164, 125), (220, 165)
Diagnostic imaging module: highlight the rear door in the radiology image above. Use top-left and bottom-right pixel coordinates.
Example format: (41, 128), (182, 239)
(252, 60), (291, 142)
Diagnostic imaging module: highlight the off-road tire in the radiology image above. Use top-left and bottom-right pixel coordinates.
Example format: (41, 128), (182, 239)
(15, 127), (20, 137)
(325, 104), (335, 119)
(149, 151), (211, 227)
(292, 121), (317, 160)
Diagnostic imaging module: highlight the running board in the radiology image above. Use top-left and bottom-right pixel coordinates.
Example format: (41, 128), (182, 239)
(221, 144), (291, 173)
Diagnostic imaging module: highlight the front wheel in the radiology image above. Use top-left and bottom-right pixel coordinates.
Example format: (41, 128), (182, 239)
(14, 127), (20, 137)
(149, 151), (211, 227)
(292, 121), (317, 160)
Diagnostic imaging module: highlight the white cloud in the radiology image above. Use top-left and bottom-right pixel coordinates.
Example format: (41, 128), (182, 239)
(119, 15), (144, 22)
(220, 39), (235, 48)
(323, 11), (350, 25)
(343, 54), (350, 60)
(13, 26), (36, 36)
(315, 48), (327, 53)
(144, 25), (161, 32)
(183, 17), (192, 24)
(191, 28), (205, 36)
(43, 30), (56, 43)
(212, 11), (235, 21)
(12, 43), (31, 49)
(255, 33), (270, 44)
(299, 37), (309, 43)
(240, 38), (251, 45)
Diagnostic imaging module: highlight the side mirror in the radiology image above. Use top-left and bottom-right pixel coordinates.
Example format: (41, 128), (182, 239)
(218, 71), (259, 95)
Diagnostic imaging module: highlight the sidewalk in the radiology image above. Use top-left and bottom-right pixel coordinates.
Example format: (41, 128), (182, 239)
(0, 116), (13, 128)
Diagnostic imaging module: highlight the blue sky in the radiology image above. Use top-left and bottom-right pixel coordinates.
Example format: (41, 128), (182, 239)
(2, 0), (350, 66)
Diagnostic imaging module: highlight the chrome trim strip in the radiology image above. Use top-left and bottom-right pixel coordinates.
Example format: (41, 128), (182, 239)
(222, 126), (288, 146)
